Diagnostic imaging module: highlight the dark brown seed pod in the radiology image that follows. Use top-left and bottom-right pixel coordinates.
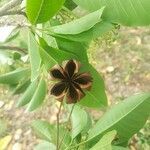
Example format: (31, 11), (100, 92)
(50, 60), (93, 104)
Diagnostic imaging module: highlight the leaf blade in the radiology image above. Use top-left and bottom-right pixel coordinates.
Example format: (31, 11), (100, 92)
(71, 105), (92, 138)
(26, 0), (65, 24)
(16, 79), (38, 107)
(51, 8), (105, 35)
(27, 78), (47, 111)
(28, 32), (41, 81)
(88, 93), (150, 144)
(73, 0), (150, 26)
(0, 68), (30, 85)
(90, 130), (117, 150)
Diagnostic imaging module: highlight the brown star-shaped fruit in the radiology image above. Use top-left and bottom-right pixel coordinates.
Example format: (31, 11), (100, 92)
(50, 60), (93, 104)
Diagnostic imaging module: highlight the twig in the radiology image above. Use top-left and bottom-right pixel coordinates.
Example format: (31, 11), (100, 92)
(0, 0), (23, 15)
(58, 104), (76, 150)
(0, 45), (27, 54)
(56, 102), (63, 150)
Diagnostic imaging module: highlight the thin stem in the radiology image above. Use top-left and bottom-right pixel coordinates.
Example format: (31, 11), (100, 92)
(0, 45), (27, 54)
(58, 104), (76, 150)
(56, 102), (63, 150)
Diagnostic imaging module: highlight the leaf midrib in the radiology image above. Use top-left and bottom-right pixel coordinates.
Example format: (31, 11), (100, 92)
(33, 0), (45, 24)
(89, 95), (150, 140)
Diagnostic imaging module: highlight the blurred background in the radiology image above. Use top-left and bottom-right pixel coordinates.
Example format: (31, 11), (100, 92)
(0, 0), (150, 150)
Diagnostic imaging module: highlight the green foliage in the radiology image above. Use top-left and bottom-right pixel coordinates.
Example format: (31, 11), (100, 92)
(64, 0), (77, 10)
(51, 8), (104, 34)
(34, 141), (56, 150)
(79, 64), (107, 107)
(28, 32), (41, 81)
(0, 0), (150, 149)
(39, 37), (77, 69)
(89, 130), (117, 150)
(32, 120), (53, 141)
(71, 105), (92, 138)
(27, 78), (47, 111)
(0, 68), (30, 85)
(12, 79), (31, 95)
(88, 93), (150, 146)
(26, 0), (65, 24)
(17, 79), (38, 107)
(73, 0), (150, 26)
(32, 120), (71, 149)
(112, 146), (129, 150)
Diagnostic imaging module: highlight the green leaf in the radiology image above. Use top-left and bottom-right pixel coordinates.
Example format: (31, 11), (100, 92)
(52, 21), (114, 43)
(64, 0), (77, 10)
(88, 93), (150, 145)
(39, 37), (77, 70)
(90, 130), (117, 150)
(26, 0), (65, 24)
(32, 120), (71, 149)
(13, 79), (31, 95)
(28, 32), (41, 81)
(34, 141), (56, 150)
(12, 52), (21, 60)
(79, 64), (107, 108)
(112, 146), (129, 150)
(51, 8), (105, 34)
(16, 79), (38, 107)
(0, 68), (30, 85)
(32, 120), (53, 141)
(71, 105), (92, 138)
(55, 37), (89, 63)
(27, 78), (47, 111)
(73, 0), (150, 26)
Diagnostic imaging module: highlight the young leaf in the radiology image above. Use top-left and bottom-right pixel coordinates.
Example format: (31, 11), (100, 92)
(51, 8), (105, 35)
(27, 78), (47, 111)
(79, 64), (107, 108)
(89, 130), (117, 150)
(112, 146), (129, 150)
(71, 105), (92, 139)
(73, 0), (150, 26)
(88, 93), (150, 145)
(26, 0), (65, 24)
(16, 79), (38, 107)
(28, 32), (41, 81)
(52, 21), (114, 43)
(13, 79), (31, 95)
(32, 120), (71, 149)
(64, 0), (77, 10)
(0, 68), (30, 85)
(34, 141), (56, 150)
(39, 37), (77, 70)
(55, 37), (89, 63)
(32, 120), (53, 141)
